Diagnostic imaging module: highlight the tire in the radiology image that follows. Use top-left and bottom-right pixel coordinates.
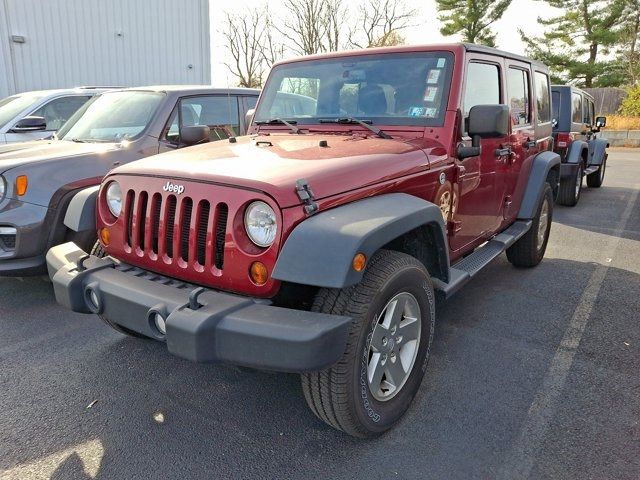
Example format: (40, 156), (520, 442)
(586, 156), (606, 188)
(301, 250), (436, 438)
(91, 240), (147, 339)
(506, 183), (553, 268)
(557, 164), (582, 206)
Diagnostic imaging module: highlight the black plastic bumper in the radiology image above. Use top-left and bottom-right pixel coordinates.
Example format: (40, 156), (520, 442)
(47, 243), (352, 372)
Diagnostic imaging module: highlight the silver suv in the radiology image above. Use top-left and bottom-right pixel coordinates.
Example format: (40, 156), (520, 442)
(0, 87), (116, 143)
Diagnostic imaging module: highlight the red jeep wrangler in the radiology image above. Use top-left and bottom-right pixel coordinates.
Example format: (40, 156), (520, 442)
(48, 44), (560, 437)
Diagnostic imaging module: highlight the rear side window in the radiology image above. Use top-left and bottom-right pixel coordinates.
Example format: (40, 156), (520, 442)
(32, 95), (92, 131)
(571, 92), (582, 123)
(507, 68), (531, 126)
(552, 91), (560, 125)
(463, 62), (500, 117)
(534, 72), (551, 124)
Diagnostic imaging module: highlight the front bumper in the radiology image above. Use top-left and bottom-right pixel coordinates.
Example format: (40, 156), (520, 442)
(47, 243), (352, 372)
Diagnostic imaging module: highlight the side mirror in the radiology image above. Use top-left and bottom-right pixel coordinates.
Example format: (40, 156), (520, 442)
(459, 105), (510, 159)
(595, 116), (607, 129)
(10, 116), (47, 133)
(245, 108), (255, 128)
(180, 125), (210, 146)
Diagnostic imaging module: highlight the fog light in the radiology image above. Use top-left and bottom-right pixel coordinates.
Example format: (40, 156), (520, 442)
(153, 312), (166, 335)
(249, 261), (268, 285)
(99, 227), (110, 246)
(84, 284), (102, 314)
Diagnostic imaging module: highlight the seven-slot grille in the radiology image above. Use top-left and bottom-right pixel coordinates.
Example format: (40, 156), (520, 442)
(123, 189), (228, 270)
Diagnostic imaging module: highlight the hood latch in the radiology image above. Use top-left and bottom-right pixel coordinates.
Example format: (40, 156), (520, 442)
(296, 179), (318, 216)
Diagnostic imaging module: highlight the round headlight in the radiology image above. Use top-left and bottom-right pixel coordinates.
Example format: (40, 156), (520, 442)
(0, 176), (5, 200)
(244, 201), (277, 247)
(105, 181), (122, 218)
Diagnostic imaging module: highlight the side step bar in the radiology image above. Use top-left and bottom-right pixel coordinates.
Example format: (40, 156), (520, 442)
(584, 165), (600, 175)
(432, 220), (532, 299)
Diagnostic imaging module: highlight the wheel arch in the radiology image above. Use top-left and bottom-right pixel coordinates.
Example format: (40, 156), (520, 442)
(518, 150), (561, 219)
(272, 193), (450, 289)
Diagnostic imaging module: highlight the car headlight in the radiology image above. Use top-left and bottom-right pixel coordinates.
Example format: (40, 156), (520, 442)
(105, 181), (123, 217)
(0, 176), (5, 201)
(244, 201), (277, 247)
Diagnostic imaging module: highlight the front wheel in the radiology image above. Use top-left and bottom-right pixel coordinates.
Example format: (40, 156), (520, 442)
(586, 156), (606, 188)
(301, 250), (435, 438)
(506, 183), (553, 268)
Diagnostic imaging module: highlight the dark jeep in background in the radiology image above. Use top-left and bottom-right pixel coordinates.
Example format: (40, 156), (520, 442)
(0, 86), (260, 275)
(48, 44), (560, 437)
(551, 85), (608, 206)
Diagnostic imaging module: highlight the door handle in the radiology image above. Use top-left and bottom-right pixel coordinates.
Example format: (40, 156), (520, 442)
(495, 147), (512, 158)
(524, 139), (537, 149)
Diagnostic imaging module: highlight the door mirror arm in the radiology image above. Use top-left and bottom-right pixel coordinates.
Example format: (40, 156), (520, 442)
(457, 135), (482, 160)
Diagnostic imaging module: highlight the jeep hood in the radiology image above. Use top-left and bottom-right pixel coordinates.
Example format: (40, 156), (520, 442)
(0, 140), (122, 174)
(112, 134), (446, 207)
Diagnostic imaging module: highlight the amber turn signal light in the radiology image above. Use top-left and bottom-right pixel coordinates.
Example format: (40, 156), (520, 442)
(249, 261), (268, 285)
(99, 227), (110, 246)
(16, 176), (28, 196)
(352, 253), (366, 272)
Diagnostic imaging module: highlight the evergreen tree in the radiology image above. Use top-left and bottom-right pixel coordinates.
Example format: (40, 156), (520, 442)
(520, 0), (627, 87)
(436, 0), (512, 47)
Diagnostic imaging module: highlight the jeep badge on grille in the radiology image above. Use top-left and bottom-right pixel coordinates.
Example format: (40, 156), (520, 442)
(162, 181), (185, 194)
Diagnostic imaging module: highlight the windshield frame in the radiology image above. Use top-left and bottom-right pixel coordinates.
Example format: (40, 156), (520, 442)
(254, 51), (455, 128)
(57, 90), (165, 143)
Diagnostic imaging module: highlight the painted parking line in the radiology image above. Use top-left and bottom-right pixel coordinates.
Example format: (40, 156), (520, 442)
(498, 184), (640, 479)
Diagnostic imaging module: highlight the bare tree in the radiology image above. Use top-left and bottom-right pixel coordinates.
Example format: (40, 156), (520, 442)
(350, 0), (415, 48)
(222, 11), (270, 88)
(275, 0), (348, 55)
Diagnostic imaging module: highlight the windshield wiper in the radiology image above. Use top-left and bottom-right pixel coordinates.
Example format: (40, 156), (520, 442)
(255, 118), (302, 134)
(319, 118), (392, 139)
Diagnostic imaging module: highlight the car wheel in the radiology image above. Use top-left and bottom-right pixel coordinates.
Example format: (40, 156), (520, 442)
(91, 240), (147, 339)
(586, 156), (606, 188)
(506, 183), (553, 268)
(557, 164), (582, 206)
(301, 250), (435, 438)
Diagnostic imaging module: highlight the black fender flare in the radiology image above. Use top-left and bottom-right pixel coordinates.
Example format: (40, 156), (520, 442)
(588, 137), (609, 166)
(63, 186), (99, 233)
(272, 193), (449, 289)
(518, 150), (561, 219)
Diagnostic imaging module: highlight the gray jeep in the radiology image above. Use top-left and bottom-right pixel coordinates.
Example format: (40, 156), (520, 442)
(0, 86), (260, 275)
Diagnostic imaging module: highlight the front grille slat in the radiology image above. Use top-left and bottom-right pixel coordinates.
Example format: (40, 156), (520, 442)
(122, 188), (228, 271)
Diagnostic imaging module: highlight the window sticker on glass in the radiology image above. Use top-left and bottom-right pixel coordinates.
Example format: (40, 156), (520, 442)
(424, 86), (438, 103)
(409, 107), (426, 116)
(437, 58), (446, 68)
(427, 70), (441, 84)
(424, 107), (438, 118)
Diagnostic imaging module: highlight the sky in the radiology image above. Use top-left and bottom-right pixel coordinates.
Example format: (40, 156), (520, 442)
(209, 0), (560, 86)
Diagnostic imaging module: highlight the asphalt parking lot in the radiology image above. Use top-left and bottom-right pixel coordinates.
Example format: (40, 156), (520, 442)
(1, 150), (639, 480)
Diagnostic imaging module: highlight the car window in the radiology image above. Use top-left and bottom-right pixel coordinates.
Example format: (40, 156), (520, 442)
(0, 92), (46, 128)
(463, 62), (500, 118)
(164, 95), (240, 144)
(585, 99), (595, 124)
(551, 90), (560, 126)
(507, 68), (531, 126)
(571, 92), (582, 123)
(31, 95), (92, 131)
(245, 96), (258, 110)
(535, 72), (551, 124)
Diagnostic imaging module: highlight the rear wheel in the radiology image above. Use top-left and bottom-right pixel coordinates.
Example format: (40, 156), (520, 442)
(586, 156), (606, 188)
(301, 250), (435, 438)
(91, 240), (147, 339)
(557, 164), (582, 206)
(507, 183), (553, 268)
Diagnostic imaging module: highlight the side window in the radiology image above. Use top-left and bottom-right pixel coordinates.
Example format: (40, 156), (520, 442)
(507, 67), (531, 126)
(571, 92), (582, 123)
(463, 62), (501, 119)
(163, 95), (240, 144)
(534, 72), (551, 124)
(245, 96), (258, 110)
(551, 90), (560, 125)
(31, 95), (92, 131)
(585, 99), (595, 124)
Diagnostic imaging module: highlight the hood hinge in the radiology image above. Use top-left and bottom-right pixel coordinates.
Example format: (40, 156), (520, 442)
(295, 179), (319, 215)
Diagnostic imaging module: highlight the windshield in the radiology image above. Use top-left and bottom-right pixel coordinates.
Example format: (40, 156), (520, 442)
(254, 52), (454, 127)
(58, 91), (164, 142)
(0, 93), (46, 128)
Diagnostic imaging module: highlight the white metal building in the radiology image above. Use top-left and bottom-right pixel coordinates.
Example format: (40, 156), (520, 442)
(0, 0), (211, 98)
